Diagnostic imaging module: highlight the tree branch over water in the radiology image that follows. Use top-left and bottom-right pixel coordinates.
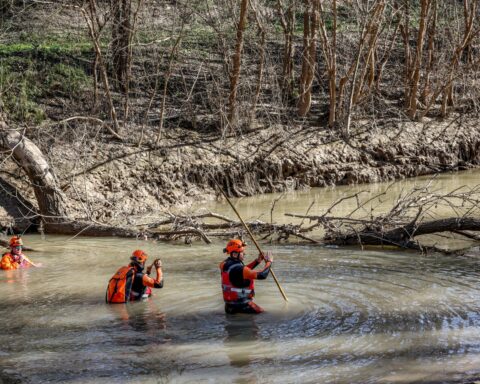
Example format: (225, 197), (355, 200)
(286, 179), (480, 253)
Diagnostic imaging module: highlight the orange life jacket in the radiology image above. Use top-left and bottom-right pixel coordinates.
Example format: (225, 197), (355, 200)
(106, 266), (135, 304)
(1, 253), (19, 270)
(221, 261), (255, 304)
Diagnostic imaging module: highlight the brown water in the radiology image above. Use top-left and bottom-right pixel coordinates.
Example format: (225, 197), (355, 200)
(2, 171), (480, 383)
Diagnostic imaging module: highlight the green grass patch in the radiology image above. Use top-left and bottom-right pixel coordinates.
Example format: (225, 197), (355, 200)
(0, 55), (89, 123)
(0, 33), (92, 122)
(0, 41), (92, 56)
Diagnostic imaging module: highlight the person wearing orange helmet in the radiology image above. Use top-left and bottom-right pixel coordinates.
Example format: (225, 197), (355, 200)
(106, 249), (163, 303)
(219, 239), (273, 314)
(1, 236), (38, 270)
(130, 250), (164, 300)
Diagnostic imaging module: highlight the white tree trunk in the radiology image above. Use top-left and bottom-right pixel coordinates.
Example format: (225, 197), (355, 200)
(0, 121), (68, 221)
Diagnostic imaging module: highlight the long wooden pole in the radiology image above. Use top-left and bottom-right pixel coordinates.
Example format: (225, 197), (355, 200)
(214, 181), (288, 301)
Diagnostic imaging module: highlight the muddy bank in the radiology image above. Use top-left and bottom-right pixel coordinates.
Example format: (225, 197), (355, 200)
(1, 116), (479, 233)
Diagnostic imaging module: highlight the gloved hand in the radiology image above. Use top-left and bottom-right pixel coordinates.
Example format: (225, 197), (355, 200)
(153, 258), (162, 268)
(263, 251), (273, 263)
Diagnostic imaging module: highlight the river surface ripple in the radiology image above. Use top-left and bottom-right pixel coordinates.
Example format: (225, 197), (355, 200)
(2, 172), (480, 383)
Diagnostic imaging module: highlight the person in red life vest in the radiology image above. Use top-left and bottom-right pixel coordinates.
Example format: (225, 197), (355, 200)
(1, 236), (39, 270)
(106, 249), (163, 303)
(219, 239), (273, 314)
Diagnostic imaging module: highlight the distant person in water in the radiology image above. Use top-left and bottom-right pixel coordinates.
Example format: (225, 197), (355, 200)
(1, 236), (39, 270)
(219, 239), (273, 314)
(106, 249), (163, 303)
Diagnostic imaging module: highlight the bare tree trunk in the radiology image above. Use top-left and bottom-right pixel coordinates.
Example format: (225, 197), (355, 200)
(440, 0), (478, 117)
(421, 0), (479, 119)
(407, 0), (430, 120)
(400, 0), (412, 108)
(345, 2), (385, 137)
(298, 0), (318, 117)
(347, 1), (385, 103)
(276, 0), (296, 100)
(463, 0), (474, 64)
(327, 217), (480, 248)
(0, 123), (68, 221)
(122, 0), (144, 125)
(111, 0), (132, 92)
(251, 0), (266, 114)
(92, 50), (99, 111)
(227, 0), (249, 126)
(421, 0), (437, 104)
(318, 0), (337, 127)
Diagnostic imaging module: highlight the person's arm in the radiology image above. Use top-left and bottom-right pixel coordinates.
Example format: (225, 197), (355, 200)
(20, 255), (40, 267)
(243, 255), (273, 280)
(142, 259), (163, 288)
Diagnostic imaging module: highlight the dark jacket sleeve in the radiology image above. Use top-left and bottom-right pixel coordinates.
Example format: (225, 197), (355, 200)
(256, 261), (272, 280)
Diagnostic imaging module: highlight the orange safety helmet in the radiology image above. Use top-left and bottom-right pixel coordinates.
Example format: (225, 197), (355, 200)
(131, 249), (148, 264)
(224, 239), (246, 254)
(9, 236), (23, 248)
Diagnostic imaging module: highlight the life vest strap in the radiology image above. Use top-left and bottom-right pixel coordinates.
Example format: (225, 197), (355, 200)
(230, 287), (252, 293)
(222, 285), (252, 294)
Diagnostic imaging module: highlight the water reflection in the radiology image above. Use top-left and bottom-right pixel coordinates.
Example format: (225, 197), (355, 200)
(108, 301), (168, 346)
(224, 315), (259, 367)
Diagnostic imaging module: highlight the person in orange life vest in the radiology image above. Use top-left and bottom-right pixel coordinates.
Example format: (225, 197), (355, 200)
(1, 236), (38, 270)
(129, 250), (163, 301)
(219, 239), (273, 314)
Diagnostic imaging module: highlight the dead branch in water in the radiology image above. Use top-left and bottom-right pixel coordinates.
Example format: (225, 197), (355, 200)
(138, 210), (317, 244)
(286, 179), (480, 253)
(126, 179), (480, 254)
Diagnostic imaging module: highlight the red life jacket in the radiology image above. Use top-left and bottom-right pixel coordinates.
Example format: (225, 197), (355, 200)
(221, 261), (255, 304)
(106, 266), (135, 304)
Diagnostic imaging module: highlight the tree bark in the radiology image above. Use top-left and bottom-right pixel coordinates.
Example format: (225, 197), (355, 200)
(326, 217), (480, 248)
(0, 123), (68, 221)
(318, 0), (337, 126)
(276, 0), (296, 101)
(298, 0), (318, 117)
(227, 0), (249, 126)
(407, 0), (429, 120)
(111, 0), (132, 92)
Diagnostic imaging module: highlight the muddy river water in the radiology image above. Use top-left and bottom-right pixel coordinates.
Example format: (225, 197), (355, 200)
(1, 172), (480, 383)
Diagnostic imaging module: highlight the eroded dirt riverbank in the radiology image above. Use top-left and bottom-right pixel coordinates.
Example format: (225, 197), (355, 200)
(1, 116), (479, 232)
